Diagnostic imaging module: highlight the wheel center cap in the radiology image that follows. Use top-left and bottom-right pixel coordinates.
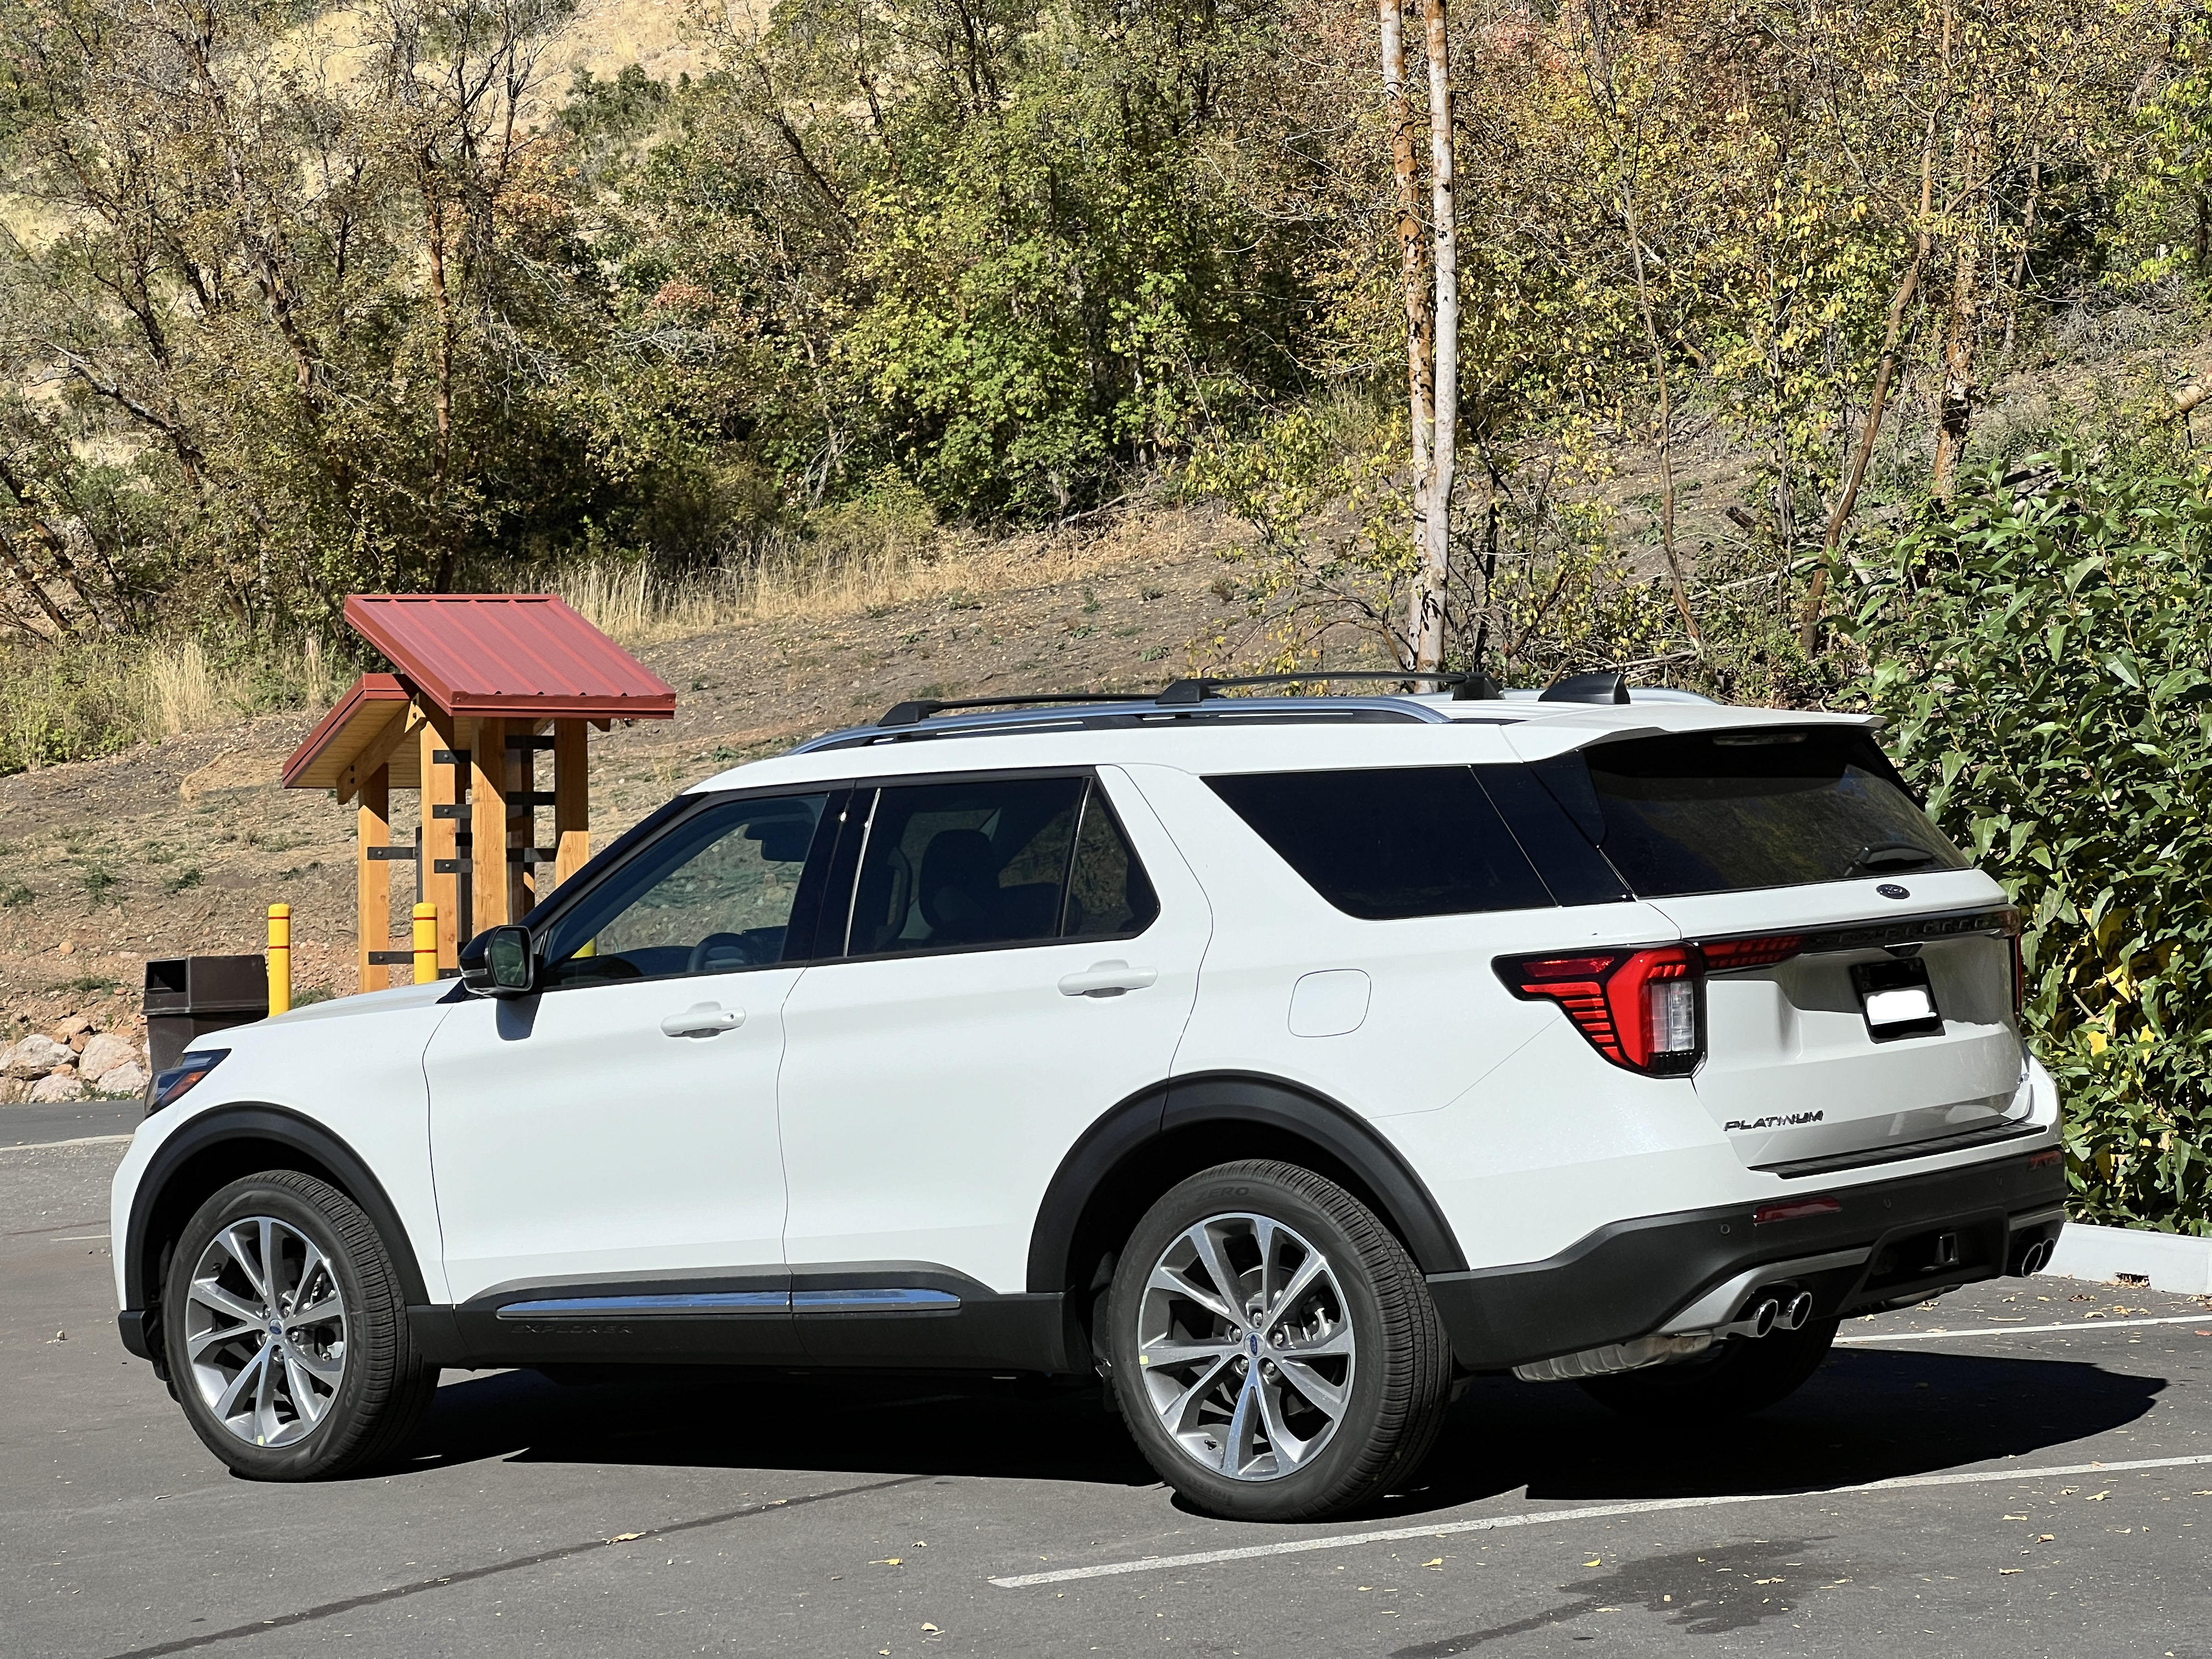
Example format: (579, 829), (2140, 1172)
(1246, 1331), (1260, 1357)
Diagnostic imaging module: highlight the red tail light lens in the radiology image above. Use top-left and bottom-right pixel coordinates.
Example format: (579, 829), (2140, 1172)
(1698, 934), (1803, 973)
(1499, 946), (1703, 1075)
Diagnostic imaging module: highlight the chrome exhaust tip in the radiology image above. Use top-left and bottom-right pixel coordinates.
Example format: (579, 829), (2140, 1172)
(2016, 1238), (2053, 1276)
(1718, 1296), (1780, 1341)
(1778, 1290), (1815, 1332)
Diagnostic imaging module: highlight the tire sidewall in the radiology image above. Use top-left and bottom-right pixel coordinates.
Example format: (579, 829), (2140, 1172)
(162, 1175), (386, 1480)
(1108, 1165), (1397, 1519)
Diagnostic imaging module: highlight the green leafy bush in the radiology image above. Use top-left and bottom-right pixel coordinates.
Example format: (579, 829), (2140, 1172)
(1859, 451), (2212, 1233)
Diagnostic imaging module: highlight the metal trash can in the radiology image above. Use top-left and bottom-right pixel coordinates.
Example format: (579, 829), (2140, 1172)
(144, 956), (268, 1076)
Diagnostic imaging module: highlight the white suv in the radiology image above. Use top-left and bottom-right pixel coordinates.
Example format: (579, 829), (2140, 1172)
(111, 675), (2064, 1521)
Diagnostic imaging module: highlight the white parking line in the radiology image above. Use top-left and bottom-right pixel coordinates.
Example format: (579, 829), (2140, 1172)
(1839, 1313), (2212, 1344)
(0, 1133), (132, 1154)
(986, 1453), (2212, 1588)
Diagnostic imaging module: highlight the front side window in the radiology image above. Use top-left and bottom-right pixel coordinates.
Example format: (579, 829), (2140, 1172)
(845, 774), (1158, 956)
(538, 793), (831, 988)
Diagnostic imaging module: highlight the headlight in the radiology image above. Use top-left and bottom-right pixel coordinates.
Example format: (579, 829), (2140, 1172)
(145, 1049), (229, 1117)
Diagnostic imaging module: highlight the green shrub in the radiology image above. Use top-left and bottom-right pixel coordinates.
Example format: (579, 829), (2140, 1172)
(1858, 450), (2212, 1233)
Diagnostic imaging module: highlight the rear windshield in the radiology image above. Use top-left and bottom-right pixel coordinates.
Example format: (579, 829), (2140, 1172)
(1206, 768), (1552, 919)
(1568, 727), (1970, 897)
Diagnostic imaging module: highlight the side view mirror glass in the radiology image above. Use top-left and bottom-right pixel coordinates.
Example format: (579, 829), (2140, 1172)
(462, 925), (537, 997)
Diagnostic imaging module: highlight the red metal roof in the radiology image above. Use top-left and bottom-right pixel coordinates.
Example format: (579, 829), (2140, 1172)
(282, 673), (414, 792)
(342, 594), (676, 721)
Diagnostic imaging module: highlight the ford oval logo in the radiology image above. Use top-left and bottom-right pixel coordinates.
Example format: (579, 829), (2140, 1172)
(1877, 883), (1910, 900)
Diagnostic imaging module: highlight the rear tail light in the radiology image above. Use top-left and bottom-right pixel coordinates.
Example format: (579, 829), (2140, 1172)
(1498, 946), (1703, 1075)
(2008, 928), (2026, 1020)
(1698, 934), (1803, 973)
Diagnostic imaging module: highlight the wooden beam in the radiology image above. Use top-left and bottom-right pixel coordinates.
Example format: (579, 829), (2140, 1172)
(471, 716), (510, 933)
(338, 706), (425, 804)
(420, 706), (462, 970)
(553, 720), (590, 891)
(355, 765), (390, 994)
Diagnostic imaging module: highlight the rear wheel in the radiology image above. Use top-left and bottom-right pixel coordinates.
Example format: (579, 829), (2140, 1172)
(162, 1171), (437, 1479)
(1577, 1318), (1838, 1423)
(1105, 1159), (1452, 1521)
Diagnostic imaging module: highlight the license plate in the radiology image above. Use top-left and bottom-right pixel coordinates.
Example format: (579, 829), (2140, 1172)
(1851, 956), (1943, 1041)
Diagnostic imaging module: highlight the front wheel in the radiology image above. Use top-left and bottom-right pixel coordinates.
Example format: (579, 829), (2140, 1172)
(162, 1171), (437, 1479)
(1105, 1160), (1452, 1522)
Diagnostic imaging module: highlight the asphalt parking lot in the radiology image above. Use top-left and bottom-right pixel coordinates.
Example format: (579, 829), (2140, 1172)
(5, 1132), (2209, 1658)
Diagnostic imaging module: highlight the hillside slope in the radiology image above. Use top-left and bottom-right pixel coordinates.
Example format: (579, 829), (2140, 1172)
(0, 518), (1227, 1041)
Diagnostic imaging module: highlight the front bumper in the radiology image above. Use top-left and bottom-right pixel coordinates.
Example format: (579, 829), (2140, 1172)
(1425, 1146), (2066, 1372)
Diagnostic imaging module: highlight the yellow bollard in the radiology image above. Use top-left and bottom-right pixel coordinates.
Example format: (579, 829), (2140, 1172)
(412, 902), (438, 985)
(267, 903), (292, 1016)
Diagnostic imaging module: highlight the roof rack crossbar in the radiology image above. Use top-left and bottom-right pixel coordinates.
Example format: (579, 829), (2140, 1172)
(876, 692), (1141, 728)
(1155, 670), (1502, 704)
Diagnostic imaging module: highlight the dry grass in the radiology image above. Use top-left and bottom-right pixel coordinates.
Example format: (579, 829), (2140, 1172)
(556, 511), (1210, 648)
(0, 633), (350, 775)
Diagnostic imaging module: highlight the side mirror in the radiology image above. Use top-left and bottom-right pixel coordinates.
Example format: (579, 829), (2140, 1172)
(461, 925), (538, 998)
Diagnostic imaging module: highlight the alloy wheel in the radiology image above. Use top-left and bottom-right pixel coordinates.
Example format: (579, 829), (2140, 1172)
(1134, 1212), (1356, 1480)
(182, 1216), (349, 1448)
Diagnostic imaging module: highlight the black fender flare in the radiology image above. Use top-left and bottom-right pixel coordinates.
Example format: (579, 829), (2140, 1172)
(123, 1103), (432, 1314)
(1024, 1071), (1469, 1295)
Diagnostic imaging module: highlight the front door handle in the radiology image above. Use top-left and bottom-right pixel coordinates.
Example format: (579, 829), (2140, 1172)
(661, 1003), (744, 1037)
(1058, 961), (1160, 998)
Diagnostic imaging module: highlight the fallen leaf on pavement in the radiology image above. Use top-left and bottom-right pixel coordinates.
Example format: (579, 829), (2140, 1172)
(872, 1558), (904, 1566)
(1999, 1568), (2023, 1576)
(2084, 1492), (2111, 1502)
(607, 1532), (645, 1544)
(1422, 1559), (1444, 1569)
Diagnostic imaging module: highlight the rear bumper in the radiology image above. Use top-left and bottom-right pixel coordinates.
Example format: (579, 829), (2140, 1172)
(1426, 1146), (2066, 1372)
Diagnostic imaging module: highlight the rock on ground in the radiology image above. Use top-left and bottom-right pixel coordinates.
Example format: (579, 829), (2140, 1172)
(76, 1032), (141, 1083)
(99, 1061), (149, 1097)
(26, 1070), (85, 1103)
(3, 1035), (73, 1079)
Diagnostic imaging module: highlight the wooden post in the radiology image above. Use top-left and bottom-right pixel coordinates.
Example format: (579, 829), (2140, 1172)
(471, 716), (510, 933)
(420, 706), (463, 970)
(553, 719), (590, 891)
(356, 765), (391, 993)
(508, 725), (535, 920)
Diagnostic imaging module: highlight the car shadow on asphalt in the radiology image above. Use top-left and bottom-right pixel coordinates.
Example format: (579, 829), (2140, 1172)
(1367, 1346), (2167, 1519)
(392, 1345), (2164, 1513)
(400, 1365), (1163, 1486)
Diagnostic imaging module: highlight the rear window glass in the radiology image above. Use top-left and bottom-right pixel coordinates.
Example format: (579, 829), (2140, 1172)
(1206, 768), (1553, 919)
(1573, 728), (1970, 897)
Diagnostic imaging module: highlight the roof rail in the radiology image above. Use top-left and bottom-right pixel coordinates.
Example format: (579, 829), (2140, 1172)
(1154, 670), (1502, 704)
(876, 670), (1501, 729)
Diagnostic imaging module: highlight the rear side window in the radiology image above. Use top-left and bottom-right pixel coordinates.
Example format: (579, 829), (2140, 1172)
(1574, 728), (1970, 897)
(846, 775), (1159, 956)
(1206, 768), (1553, 919)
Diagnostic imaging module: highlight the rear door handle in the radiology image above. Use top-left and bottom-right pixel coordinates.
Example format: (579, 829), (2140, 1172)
(661, 1003), (744, 1037)
(1058, 961), (1159, 998)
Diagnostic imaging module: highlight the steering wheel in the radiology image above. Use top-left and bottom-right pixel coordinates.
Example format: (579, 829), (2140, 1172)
(687, 932), (765, 974)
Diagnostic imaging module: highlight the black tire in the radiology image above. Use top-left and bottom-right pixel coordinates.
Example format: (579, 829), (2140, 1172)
(1105, 1159), (1452, 1522)
(162, 1171), (438, 1480)
(1577, 1318), (1839, 1424)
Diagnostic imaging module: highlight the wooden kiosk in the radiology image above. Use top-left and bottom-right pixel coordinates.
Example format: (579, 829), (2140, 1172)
(281, 595), (676, 989)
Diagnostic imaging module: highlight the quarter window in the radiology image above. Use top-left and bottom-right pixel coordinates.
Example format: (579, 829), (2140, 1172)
(1206, 766), (1553, 919)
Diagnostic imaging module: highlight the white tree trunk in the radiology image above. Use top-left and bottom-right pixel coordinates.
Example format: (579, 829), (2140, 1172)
(1381, 0), (1432, 587)
(1410, 0), (1455, 673)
